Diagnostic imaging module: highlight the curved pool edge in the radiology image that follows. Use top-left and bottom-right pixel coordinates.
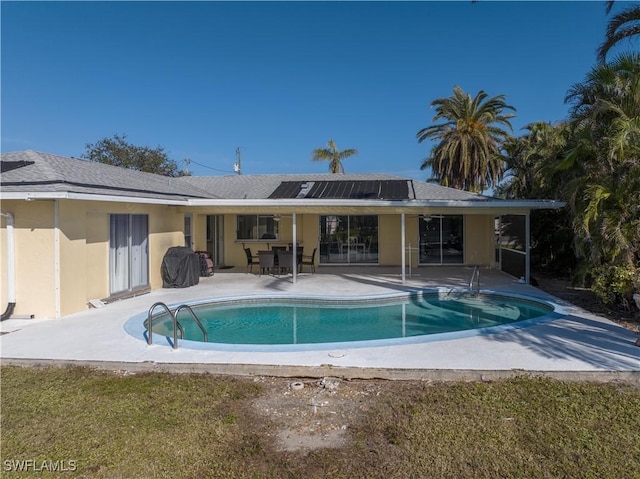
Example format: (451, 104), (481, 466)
(124, 289), (564, 352)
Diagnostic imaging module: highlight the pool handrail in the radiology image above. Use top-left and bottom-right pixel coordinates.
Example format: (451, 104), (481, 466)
(146, 302), (186, 349)
(469, 265), (480, 294)
(174, 304), (208, 343)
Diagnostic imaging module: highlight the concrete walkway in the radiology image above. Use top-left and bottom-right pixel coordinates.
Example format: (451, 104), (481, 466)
(2, 267), (639, 382)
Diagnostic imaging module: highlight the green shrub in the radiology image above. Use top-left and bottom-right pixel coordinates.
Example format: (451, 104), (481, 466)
(591, 264), (640, 308)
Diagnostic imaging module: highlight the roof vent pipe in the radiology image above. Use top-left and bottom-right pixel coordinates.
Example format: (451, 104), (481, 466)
(1, 211), (16, 320)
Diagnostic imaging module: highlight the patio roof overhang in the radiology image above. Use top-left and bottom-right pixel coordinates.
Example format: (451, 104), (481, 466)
(1, 191), (566, 213)
(184, 198), (566, 215)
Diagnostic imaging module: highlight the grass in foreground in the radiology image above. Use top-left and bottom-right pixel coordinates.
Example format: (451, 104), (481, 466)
(1, 365), (639, 478)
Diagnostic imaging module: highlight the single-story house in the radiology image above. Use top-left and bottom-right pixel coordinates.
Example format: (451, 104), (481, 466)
(1, 150), (563, 319)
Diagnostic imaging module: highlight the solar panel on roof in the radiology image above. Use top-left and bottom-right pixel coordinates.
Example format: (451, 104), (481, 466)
(1, 160), (35, 173)
(268, 181), (302, 199)
(268, 180), (410, 200)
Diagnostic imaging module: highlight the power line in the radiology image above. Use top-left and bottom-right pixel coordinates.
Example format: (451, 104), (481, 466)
(188, 158), (235, 174)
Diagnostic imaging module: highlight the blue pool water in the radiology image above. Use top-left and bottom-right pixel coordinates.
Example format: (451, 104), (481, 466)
(142, 292), (554, 348)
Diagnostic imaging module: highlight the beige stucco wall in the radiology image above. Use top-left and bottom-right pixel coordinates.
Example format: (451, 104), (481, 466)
(464, 215), (495, 266)
(221, 214), (318, 269)
(379, 215), (405, 266)
(149, 207), (186, 288)
(59, 201), (186, 316)
(0, 199), (186, 318)
(0, 200), (56, 318)
(220, 213), (415, 268)
(85, 211), (109, 301)
(0, 201), (502, 319)
(59, 201), (89, 316)
(215, 212), (493, 270)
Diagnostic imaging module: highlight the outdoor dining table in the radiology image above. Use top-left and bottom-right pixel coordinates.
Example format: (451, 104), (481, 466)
(259, 247), (303, 274)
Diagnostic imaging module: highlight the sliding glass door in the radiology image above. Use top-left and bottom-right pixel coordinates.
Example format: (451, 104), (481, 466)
(418, 215), (464, 264)
(109, 214), (149, 295)
(319, 215), (378, 264)
(207, 215), (225, 267)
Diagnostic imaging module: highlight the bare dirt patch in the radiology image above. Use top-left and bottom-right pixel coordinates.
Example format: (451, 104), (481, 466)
(250, 376), (383, 453)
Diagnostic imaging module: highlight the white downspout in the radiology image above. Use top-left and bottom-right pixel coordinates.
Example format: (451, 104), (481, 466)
(0, 211), (16, 320)
(54, 200), (61, 318)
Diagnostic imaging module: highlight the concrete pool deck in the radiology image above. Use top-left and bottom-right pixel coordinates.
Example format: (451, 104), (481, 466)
(2, 267), (639, 382)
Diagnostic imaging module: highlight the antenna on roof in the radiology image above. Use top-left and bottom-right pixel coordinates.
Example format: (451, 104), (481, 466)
(233, 147), (242, 175)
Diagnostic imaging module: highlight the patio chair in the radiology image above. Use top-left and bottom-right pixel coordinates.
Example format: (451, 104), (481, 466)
(301, 247), (317, 274)
(277, 250), (295, 276)
(244, 247), (259, 274)
(257, 250), (275, 276)
(296, 247), (304, 271)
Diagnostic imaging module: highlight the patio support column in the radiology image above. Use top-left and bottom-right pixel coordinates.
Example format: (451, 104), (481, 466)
(525, 212), (530, 284)
(292, 213), (297, 284)
(401, 213), (406, 284)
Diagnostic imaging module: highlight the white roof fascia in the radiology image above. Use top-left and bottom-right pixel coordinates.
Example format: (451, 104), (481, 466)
(0, 192), (189, 205)
(1, 192), (565, 210)
(186, 198), (566, 210)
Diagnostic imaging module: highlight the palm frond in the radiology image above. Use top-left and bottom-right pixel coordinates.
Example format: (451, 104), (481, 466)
(597, 5), (640, 63)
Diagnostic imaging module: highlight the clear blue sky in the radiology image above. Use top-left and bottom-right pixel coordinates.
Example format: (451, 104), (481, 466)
(0, 1), (621, 181)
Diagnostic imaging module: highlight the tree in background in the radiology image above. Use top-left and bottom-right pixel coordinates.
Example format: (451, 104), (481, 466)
(417, 85), (515, 193)
(497, 122), (577, 276)
(311, 139), (358, 174)
(83, 134), (185, 177)
(561, 52), (640, 307)
(597, 1), (640, 63)
(473, 6), (639, 312)
(498, 54), (640, 309)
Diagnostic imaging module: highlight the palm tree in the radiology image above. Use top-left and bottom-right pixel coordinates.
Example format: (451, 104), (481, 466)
(567, 53), (640, 123)
(311, 139), (358, 174)
(498, 122), (569, 200)
(561, 53), (640, 303)
(597, 1), (640, 64)
(417, 85), (515, 193)
(497, 122), (577, 275)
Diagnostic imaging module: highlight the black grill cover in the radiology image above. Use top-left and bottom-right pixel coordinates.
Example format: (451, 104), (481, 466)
(161, 247), (200, 288)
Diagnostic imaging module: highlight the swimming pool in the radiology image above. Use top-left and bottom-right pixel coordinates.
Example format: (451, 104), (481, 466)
(126, 291), (558, 352)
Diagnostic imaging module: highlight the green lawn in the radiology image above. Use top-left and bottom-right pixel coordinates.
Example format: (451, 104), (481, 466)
(1, 365), (639, 478)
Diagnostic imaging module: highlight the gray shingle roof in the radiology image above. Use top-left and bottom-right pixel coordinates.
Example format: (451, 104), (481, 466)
(178, 173), (489, 201)
(1, 150), (491, 203)
(411, 179), (490, 201)
(1, 150), (216, 200)
(177, 173), (407, 199)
